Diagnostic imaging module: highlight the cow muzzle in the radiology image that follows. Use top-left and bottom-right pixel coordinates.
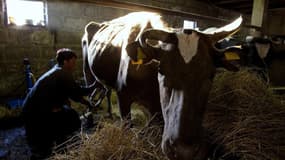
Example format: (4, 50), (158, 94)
(161, 138), (210, 160)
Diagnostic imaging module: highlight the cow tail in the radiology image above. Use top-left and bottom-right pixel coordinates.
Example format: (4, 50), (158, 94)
(82, 37), (95, 86)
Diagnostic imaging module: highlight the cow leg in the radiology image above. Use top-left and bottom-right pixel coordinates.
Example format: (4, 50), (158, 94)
(142, 92), (163, 126)
(117, 91), (133, 127)
(106, 89), (113, 118)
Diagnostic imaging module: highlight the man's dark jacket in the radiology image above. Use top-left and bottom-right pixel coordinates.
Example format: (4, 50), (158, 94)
(23, 64), (93, 114)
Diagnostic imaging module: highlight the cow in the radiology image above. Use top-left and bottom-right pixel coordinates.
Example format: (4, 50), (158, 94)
(242, 36), (285, 86)
(82, 12), (168, 123)
(215, 35), (285, 86)
(82, 12), (242, 160)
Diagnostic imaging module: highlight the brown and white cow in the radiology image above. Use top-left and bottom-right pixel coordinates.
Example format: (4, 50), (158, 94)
(82, 12), (242, 160)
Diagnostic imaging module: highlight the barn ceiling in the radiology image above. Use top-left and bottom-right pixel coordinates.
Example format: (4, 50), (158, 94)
(51, 0), (285, 15)
(199, 0), (285, 14)
(51, 0), (285, 23)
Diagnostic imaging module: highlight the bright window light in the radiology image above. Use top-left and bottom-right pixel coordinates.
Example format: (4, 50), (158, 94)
(6, 0), (46, 26)
(183, 20), (197, 29)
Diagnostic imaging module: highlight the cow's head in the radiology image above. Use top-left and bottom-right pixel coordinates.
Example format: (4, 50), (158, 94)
(247, 36), (272, 59)
(127, 17), (242, 160)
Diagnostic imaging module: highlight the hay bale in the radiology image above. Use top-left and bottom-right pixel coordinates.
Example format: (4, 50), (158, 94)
(204, 69), (285, 160)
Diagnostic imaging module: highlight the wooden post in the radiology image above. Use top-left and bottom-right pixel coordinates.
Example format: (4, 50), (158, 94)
(250, 0), (267, 37)
(0, 0), (3, 27)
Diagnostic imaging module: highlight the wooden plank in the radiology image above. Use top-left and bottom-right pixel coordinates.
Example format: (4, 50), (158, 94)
(270, 86), (285, 90)
(215, 0), (251, 5)
(251, 0), (266, 27)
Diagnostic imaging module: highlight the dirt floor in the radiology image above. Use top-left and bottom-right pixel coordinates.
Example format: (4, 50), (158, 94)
(0, 127), (31, 160)
(0, 123), (91, 160)
(0, 110), (108, 160)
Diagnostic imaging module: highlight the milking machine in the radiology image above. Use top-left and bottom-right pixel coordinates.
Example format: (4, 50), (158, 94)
(80, 84), (110, 129)
(23, 58), (35, 92)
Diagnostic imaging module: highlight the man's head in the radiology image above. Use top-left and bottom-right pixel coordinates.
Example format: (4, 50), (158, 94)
(56, 48), (77, 71)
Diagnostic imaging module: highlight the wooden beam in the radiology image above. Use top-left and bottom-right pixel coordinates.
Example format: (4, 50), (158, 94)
(251, 0), (266, 27)
(51, 0), (232, 22)
(232, 3), (252, 8)
(224, 3), (252, 9)
(249, 0), (269, 36)
(216, 0), (252, 5)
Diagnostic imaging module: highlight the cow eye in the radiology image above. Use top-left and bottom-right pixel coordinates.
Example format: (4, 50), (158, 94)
(158, 66), (165, 75)
(160, 43), (174, 51)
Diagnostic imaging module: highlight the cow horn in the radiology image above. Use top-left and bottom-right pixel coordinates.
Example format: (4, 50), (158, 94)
(212, 44), (242, 54)
(139, 29), (174, 48)
(207, 16), (243, 43)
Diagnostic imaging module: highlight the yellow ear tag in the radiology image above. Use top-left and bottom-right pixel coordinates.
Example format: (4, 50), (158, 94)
(131, 47), (146, 65)
(225, 51), (240, 60)
(137, 47), (146, 59)
(131, 59), (143, 65)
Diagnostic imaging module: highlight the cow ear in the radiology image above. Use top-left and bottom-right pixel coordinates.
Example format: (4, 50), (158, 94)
(126, 42), (152, 65)
(126, 42), (140, 61)
(219, 59), (240, 72)
(214, 48), (241, 72)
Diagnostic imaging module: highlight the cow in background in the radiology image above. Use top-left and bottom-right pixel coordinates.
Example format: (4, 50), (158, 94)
(215, 35), (285, 86)
(266, 39), (285, 87)
(82, 12), (242, 160)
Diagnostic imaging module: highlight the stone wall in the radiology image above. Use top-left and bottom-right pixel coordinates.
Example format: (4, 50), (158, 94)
(0, 26), (55, 97)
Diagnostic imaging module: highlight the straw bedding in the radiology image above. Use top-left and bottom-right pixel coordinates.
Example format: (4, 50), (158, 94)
(204, 68), (285, 160)
(51, 121), (166, 160)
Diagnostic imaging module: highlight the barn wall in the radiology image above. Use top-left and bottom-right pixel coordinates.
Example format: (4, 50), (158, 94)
(0, 0), (242, 97)
(265, 10), (285, 36)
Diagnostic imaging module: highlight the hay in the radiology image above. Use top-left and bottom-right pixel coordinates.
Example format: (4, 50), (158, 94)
(204, 69), (285, 160)
(51, 121), (167, 160)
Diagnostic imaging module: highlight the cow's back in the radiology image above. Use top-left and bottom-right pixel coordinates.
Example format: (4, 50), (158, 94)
(85, 12), (167, 89)
(82, 12), (168, 122)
